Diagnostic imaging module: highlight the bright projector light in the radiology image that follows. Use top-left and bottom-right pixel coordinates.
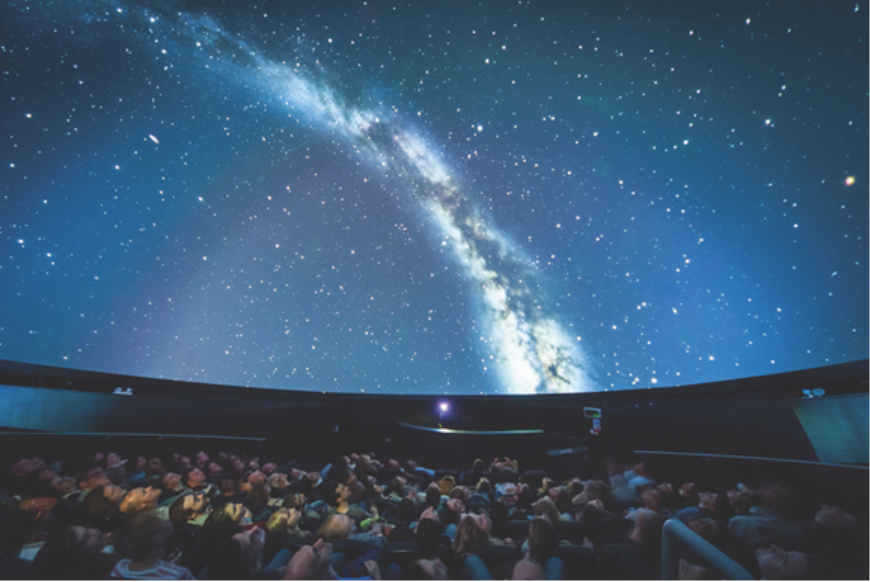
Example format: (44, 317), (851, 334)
(438, 402), (449, 413)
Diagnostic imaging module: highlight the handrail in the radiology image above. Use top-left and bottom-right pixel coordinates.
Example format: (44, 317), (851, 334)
(393, 418), (544, 436)
(661, 518), (753, 580)
(0, 431), (266, 442)
(636, 450), (868, 471)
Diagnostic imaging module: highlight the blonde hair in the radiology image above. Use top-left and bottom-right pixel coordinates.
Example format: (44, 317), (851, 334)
(266, 509), (289, 535)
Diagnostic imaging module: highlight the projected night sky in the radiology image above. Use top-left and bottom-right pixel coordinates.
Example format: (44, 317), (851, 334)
(1, 1), (867, 394)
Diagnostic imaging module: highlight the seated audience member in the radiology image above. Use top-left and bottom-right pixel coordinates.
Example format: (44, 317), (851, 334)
(81, 485), (126, 532)
(283, 538), (342, 580)
(206, 462), (224, 483)
(635, 487), (672, 519)
(328, 482), (373, 522)
(194, 451), (210, 471)
(169, 491), (212, 527)
(754, 544), (832, 580)
(675, 491), (720, 524)
(119, 486), (163, 516)
(318, 513), (387, 551)
(185, 467), (216, 494)
(803, 504), (866, 578)
(31, 525), (116, 579)
(453, 513), (514, 557)
(158, 472), (190, 505)
(127, 457), (148, 487)
(246, 482), (274, 523)
(267, 473), (292, 498)
(727, 491), (804, 548)
(522, 517), (560, 560)
(76, 465), (111, 502)
(104, 453), (130, 489)
(623, 461), (656, 491)
(111, 514), (195, 579)
(533, 497), (565, 524)
(146, 458), (168, 480)
(605, 458), (640, 508)
(267, 508), (312, 541)
(207, 525), (292, 579)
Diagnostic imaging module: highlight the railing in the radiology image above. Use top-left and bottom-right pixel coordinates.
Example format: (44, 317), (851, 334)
(0, 431), (266, 442)
(636, 450), (868, 470)
(661, 518), (752, 580)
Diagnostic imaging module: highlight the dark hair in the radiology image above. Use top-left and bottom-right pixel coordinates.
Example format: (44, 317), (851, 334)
(405, 560), (435, 580)
(425, 487), (441, 509)
(0, 502), (31, 553)
(396, 498), (418, 525)
(114, 514), (172, 562)
(81, 487), (114, 531)
(416, 518), (444, 557)
(168, 495), (190, 525)
(206, 536), (248, 580)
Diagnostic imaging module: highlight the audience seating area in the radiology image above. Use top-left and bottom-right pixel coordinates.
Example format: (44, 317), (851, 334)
(1, 444), (867, 580)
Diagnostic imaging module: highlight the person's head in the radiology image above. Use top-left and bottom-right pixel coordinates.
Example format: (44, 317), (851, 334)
(51, 475), (77, 495)
(119, 486), (161, 514)
(453, 514), (490, 556)
(333, 482), (351, 505)
(185, 467), (206, 488)
(282, 492), (306, 510)
(726, 488), (760, 515)
(814, 504), (861, 530)
(207, 462), (223, 477)
(81, 486), (122, 530)
(208, 525), (266, 579)
(204, 502), (250, 537)
(630, 508), (665, 549)
(247, 482), (271, 506)
(106, 453), (122, 467)
(195, 450), (209, 467)
(697, 491), (718, 511)
(247, 470), (266, 485)
(284, 538), (334, 580)
(687, 518), (720, 542)
(162, 472), (182, 490)
(516, 483), (535, 510)
(396, 498), (418, 525)
(512, 552), (546, 580)
(406, 558), (449, 580)
(756, 545), (831, 580)
(77, 466), (110, 491)
(114, 514), (172, 563)
(425, 486), (441, 509)
(642, 487), (665, 512)
(318, 513), (354, 542)
(146, 457), (165, 476)
(30, 525), (106, 579)
(476, 477), (492, 495)
(266, 508), (296, 536)
(169, 491), (210, 524)
(267, 472), (290, 489)
(527, 517), (558, 560)
(416, 516), (444, 556)
(533, 497), (561, 524)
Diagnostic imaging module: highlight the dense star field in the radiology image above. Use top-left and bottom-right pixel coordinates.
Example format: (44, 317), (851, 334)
(1, 1), (867, 394)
